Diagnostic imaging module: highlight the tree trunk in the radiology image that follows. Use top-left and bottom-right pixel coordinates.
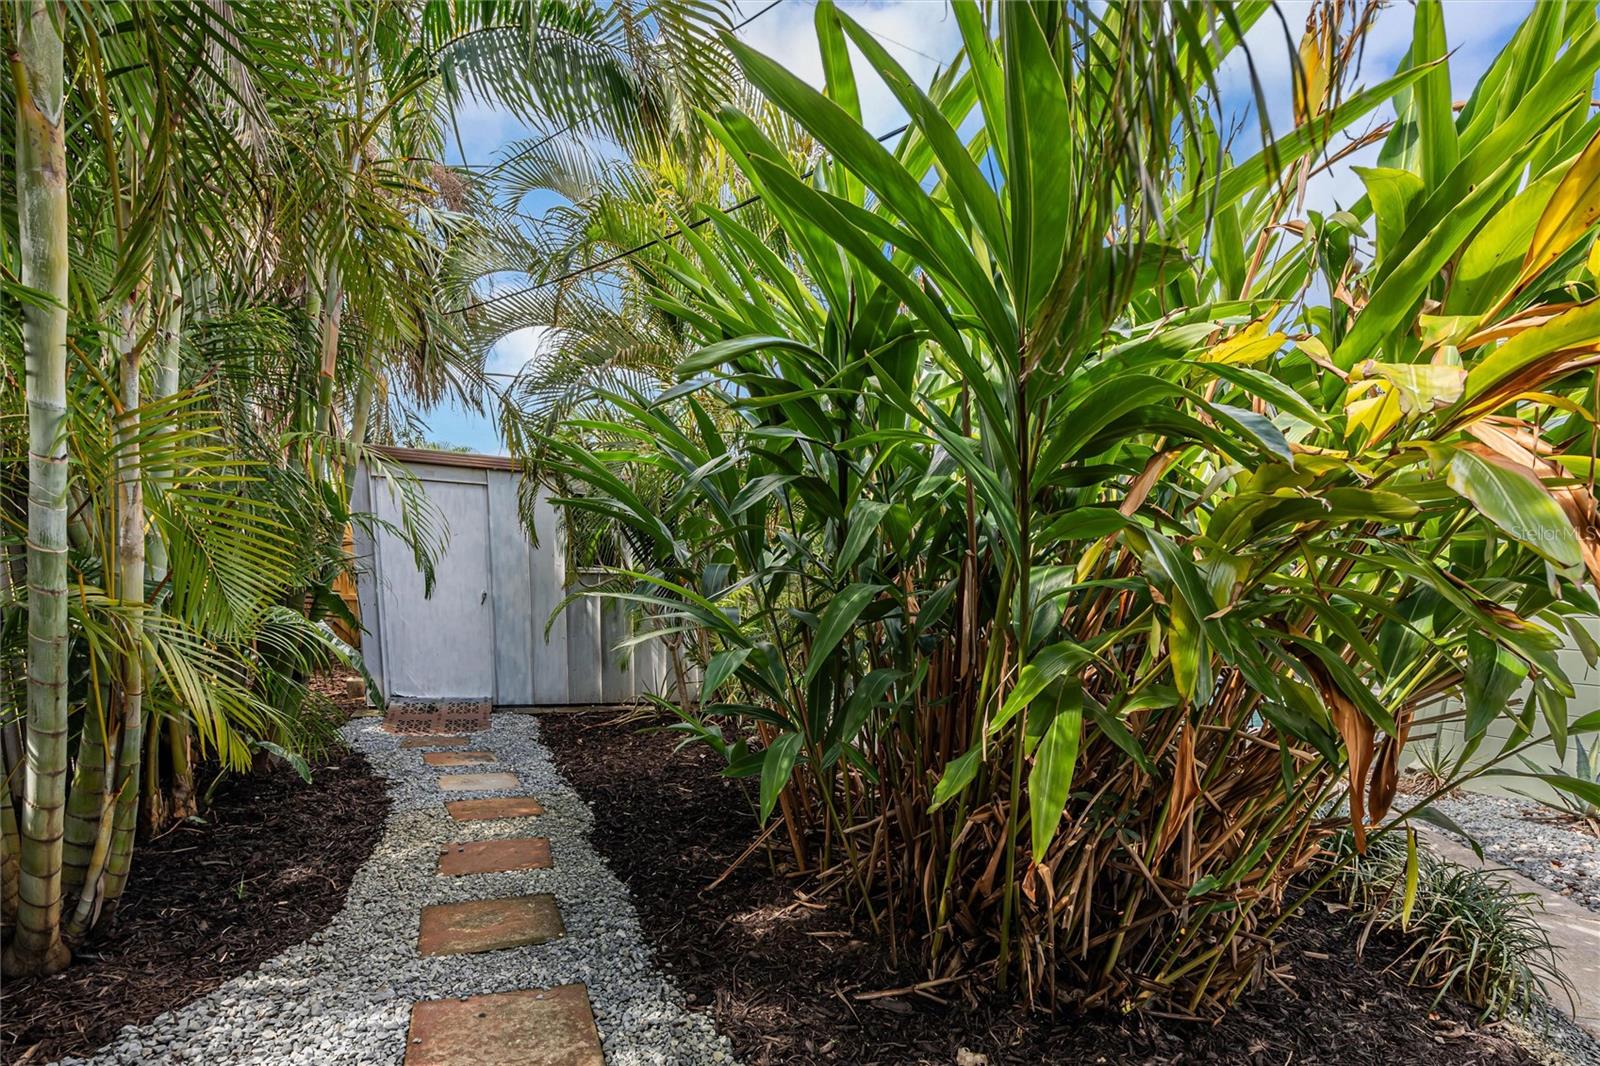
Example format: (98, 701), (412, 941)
(60, 698), (108, 894)
(93, 292), (148, 927)
(64, 286), (146, 941)
(145, 260), (193, 829)
(315, 259), (345, 441)
(9, 0), (73, 976)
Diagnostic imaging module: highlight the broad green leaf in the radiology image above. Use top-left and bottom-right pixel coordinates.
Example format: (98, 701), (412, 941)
(1194, 361), (1331, 430)
(930, 744), (982, 811)
(1028, 681), (1083, 858)
(835, 500), (889, 576)
(759, 732), (804, 823)
(1463, 632), (1530, 741)
(1446, 449), (1584, 568)
(833, 9), (1008, 268)
(1172, 64), (1436, 242)
(1002, 0), (1072, 318)
(1446, 166), (1563, 315)
(802, 583), (882, 684)
(680, 335), (821, 377)
(1340, 23), (1600, 367)
(701, 647), (751, 701)
(1087, 699), (1154, 773)
(724, 36), (1014, 349)
(1354, 167), (1425, 268)
(990, 640), (1093, 735)
(1209, 403), (1294, 464)
(814, 1), (860, 123)
(1411, 1), (1458, 191)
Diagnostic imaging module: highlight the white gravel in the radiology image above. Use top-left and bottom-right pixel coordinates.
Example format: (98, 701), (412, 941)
(1426, 791), (1600, 913)
(52, 714), (737, 1066)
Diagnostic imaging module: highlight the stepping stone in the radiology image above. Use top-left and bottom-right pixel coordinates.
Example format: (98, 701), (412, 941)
(438, 837), (552, 876)
(405, 984), (602, 1066)
(400, 735), (469, 749)
(438, 772), (519, 793)
(447, 796), (546, 822)
(423, 750), (495, 767)
(418, 893), (565, 956)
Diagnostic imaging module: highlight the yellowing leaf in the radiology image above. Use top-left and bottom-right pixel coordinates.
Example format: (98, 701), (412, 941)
(1417, 314), (1476, 349)
(1588, 236), (1600, 279)
(1515, 126), (1600, 295)
(1401, 828), (1420, 931)
(1201, 320), (1287, 365)
(1292, 15), (1332, 127)
(1463, 299), (1600, 406)
(1344, 381), (1404, 445)
(1349, 360), (1466, 414)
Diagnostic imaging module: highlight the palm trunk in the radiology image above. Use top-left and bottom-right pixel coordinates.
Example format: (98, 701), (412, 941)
(8, 0), (72, 975)
(315, 259), (345, 441)
(94, 293), (148, 927)
(145, 260), (192, 829)
(64, 288), (146, 940)
(60, 698), (108, 893)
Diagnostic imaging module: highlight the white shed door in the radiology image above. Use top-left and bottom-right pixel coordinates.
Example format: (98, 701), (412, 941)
(376, 477), (496, 698)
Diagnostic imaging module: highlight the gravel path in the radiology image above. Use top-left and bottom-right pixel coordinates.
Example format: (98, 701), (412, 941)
(53, 714), (736, 1066)
(1426, 791), (1600, 913)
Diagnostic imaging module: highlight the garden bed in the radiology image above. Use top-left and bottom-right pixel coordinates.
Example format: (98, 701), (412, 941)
(1, 743), (389, 1064)
(541, 711), (1550, 1066)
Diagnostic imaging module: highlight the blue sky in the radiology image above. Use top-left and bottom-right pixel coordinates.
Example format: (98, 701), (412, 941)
(419, 0), (1533, 454)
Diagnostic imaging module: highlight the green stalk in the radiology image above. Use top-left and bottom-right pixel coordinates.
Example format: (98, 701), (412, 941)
(149, 260), (193, 825)
(8, 0), (72, 975)
(315, 258), (344, 440)
(60, 697), (108, 893)
(96, 292), (148, 923)
(997, 343), (1035, 991)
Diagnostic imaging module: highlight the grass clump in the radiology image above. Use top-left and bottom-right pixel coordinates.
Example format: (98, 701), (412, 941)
(1327, 829), (1567, 1021)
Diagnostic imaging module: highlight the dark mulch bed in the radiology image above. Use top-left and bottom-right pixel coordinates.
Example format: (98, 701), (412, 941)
(541, 711), (1542, 1066)
(2, 744), (389, 1064)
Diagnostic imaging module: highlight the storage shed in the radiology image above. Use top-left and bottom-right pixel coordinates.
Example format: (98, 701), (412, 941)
(350, 446), (670, 705)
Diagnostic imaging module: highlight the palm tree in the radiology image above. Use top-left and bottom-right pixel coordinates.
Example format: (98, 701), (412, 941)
(7, 0), (71, 977)
(1, 0), (744, 974)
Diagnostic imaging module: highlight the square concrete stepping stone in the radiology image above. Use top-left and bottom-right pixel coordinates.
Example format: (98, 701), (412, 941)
(418, 893), (565, 956)
(423, 750), (495, 767)
(405, 985), (602, 1066)
(438, 772), (519, 793)
(446, 796), (546, 821)
(438, 837), (552, 876)
(400, 735), (469, 749)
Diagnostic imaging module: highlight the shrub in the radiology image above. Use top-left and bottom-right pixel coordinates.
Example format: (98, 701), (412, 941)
(525, 0), (1600, 1013)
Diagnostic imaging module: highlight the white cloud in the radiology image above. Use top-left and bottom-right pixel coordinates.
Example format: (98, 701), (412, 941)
(739, 0), (963, 136)
(1214, 0), (1531, 218)
(486, 325), (557, 377)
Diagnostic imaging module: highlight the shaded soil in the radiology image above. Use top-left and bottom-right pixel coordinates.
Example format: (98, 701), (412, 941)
(542, 711), (1543, 1066)
(2, 743), (389, 1064)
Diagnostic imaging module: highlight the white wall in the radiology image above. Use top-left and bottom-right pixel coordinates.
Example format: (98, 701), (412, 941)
(352, 454), (678, 706)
